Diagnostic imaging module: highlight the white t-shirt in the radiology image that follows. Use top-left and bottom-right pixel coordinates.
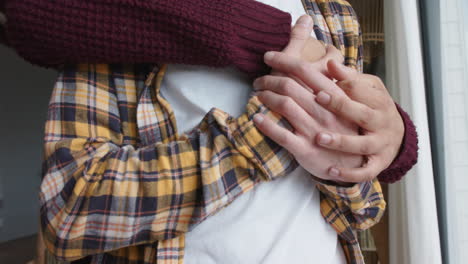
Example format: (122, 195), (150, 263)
(160, 1), (346, 263)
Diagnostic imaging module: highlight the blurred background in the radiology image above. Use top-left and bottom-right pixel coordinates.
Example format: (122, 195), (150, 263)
(0, 0), (468, 263)
(0, 42), (56, 263)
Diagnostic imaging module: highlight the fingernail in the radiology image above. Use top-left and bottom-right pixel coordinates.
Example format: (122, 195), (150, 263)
(253, 114), (264, 124)
(264, 52), (275, 62)
(316, 91), (331, 104)
(296, 15), (312, 27)
(318, 133), (332, 145)
(329, 167), (340, 178)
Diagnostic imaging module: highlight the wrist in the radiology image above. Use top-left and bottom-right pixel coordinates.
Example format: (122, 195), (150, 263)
(377, 104), (419, 183)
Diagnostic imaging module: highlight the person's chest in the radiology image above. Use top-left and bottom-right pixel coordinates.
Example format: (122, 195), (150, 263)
(259, 0), (307, 24)
(160, 0), (312, 133)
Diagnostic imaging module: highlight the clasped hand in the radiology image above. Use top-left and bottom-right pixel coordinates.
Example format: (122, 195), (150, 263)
(253, 15), (404, 184)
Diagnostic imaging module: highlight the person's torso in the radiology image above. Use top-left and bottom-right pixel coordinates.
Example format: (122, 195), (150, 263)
(160, 1), (346, 263)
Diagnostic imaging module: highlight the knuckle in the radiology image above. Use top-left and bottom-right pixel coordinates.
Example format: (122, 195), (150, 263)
(257, 76), (268, 89)
(332, 97), (346, 113)
(371, 75), (384, 87)
(366, 75), (385, 91)
(342, 80), (356, 93)
(330, 46), (344, 62)
(297, 62), (310, 76)
(321, 115), (336, 128)
(341, 173), (357, 183)
(268, 53), (280, 65)
(366, 78), (379, 91)
(359, 143), (371, 155)
(279, 97), (295, 114)
(358, 108), (374, 127)
(338, 80), (354, 92)
(365, 171), (377, 182)
(277, 132), (290, 147)
(360, 171), (374, 182)
(279, 79), (294, 95)
(327, 45), (339, 55)
(336, 136), (346, 149)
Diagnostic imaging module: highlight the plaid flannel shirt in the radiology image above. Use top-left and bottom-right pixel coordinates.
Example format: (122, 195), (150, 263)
(40, 0), (385, 263)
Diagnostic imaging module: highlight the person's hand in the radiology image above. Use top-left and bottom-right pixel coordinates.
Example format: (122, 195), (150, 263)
(281, 15), (326, 63)
(260, 36), (404, 182)
(313, 60), (404, 182)
(253, 15), (363, 182)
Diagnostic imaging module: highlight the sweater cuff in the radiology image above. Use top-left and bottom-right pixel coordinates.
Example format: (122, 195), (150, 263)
(377, 104), (419, 183)
(229, 1), (292, 77)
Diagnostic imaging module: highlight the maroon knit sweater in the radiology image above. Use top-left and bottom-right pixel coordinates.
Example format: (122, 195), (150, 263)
(1, 0), (292, 76)
(0, 0), (417, 183)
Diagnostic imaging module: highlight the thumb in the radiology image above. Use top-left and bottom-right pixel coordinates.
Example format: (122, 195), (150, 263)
(327, 59), (358, 81)
(282, 15), (313, 55)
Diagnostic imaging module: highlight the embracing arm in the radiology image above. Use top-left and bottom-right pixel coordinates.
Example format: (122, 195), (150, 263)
(41, 65), (209, 260)
(40, 64), (294, 261)
(257, 8), (418, 184)
(1, 0), (291, 76)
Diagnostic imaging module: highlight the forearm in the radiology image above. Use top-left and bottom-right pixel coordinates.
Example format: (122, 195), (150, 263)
(42, 137), (231, 260)
(41, 64), (296, 261)
(41, 66), (231, 260)
(3, 0), (291, 76)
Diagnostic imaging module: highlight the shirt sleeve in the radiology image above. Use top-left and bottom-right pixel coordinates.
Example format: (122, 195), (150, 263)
(3, 0), (291, 77)
(315, 179), (386, 231)
(39, 64), (293, 261)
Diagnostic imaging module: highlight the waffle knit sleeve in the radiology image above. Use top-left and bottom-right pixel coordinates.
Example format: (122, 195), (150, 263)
(377, 104), (419, 183)
(3, 0), (291, 76)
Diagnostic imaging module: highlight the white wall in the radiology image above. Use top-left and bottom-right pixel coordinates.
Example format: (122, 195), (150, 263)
(440, 0), (468, 262)
(0, 46), (57, 242)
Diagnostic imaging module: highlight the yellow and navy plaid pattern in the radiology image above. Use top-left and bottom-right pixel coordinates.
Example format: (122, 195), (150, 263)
(40, 1), (384, 263)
